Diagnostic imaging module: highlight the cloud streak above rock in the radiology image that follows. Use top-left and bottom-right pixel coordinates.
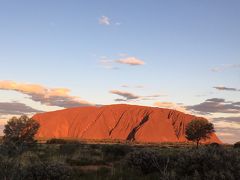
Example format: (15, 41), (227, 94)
(187, 98), (240, 114)
(110, 90), (139, 101)
(153, 101), (187, 113)
(213, 86), (239, 91)
(110, 90), (163, 102)
(211, 116), (240, 143)
(0, 102), (43, 115)
(0, 80), (93, 108)
(211, 64), (240, 72)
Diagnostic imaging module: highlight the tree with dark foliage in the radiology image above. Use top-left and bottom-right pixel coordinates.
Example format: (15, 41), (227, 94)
(185, 119), (215, 148)
(2, 115), (40, 154)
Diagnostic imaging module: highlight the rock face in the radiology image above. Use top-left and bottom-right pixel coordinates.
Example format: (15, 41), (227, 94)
(33, 104), (221, 143)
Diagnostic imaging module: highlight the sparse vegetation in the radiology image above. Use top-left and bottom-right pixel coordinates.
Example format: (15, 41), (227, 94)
(0, 139), (240, 179)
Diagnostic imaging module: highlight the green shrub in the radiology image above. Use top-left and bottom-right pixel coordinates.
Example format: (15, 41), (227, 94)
(234, 141), (240, 149)
(125, 147), (240, 179)
(59, 144), (81, 155)
(0, 156), (21, 179)
(22, 162), (72, 180)
(125, 150), (176, 174)
(66, 156), (104, 166)
(0, 153), (72, 180)
(207, 142), (221, 148)
(176, 147), (240, 179)
(102, 144), (132, 161)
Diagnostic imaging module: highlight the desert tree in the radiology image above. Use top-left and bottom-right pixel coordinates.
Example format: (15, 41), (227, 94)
(185, 119), (215, 148)
(2, 115), (40, 154)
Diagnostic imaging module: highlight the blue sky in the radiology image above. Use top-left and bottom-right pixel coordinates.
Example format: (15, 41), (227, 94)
(0, 0), (239, 143)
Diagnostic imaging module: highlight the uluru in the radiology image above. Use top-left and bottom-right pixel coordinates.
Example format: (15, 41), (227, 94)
(33, 104), (221, 143)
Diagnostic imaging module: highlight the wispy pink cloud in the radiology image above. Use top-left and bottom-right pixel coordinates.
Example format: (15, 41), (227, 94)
(116, 57), (145, 66)
(0, 80), (93, 108)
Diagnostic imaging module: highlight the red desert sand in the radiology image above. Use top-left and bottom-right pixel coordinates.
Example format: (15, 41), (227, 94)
(33, 104), (221, 143)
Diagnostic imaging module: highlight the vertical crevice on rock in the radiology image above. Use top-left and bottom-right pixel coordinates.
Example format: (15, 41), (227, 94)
(127, 114), (150, 141)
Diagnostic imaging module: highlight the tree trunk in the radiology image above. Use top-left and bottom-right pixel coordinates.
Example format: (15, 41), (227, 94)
(196, 140), (199, 149)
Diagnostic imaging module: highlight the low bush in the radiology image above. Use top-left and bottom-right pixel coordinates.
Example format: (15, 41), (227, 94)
(207, 142), (221, 148)
(0, 142), (39, 157)
(59, 144), (81, 155)
(46, 138), (81, 144)
(125, 150), (177, 174)
(0, 153), (73, 180)
(125, 147), (240, 180)
(102, 144), (132, 161)
(66, 156), (105, 166)
(23, 162), (72, 180)
(233, 141), (240, 149)
(46, 138), (68, 144)
(0, 156), (20, 179)
(176, 147), (240, 179)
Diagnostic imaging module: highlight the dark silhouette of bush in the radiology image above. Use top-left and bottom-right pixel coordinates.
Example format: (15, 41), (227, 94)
(59, 143), (81, 155)
(185, 119), (215, 148)
(66, 156), (104, 166)
(2, 115), (40, 155)
(125, 150), (176, 174)
(176, 147), (240, 179)
(22, 162), (72, 180)
(234, 141), (240, 149)
(102, 144), (132, 161)
(208, 142), (221, 148)
(46, 138), (81, 145)
(0, 154), (72, 180)
(125, 147), (240, 179)
(46, 138), (67, 144)
(0, 155), (21, 179)
(126, 150), (159, 174)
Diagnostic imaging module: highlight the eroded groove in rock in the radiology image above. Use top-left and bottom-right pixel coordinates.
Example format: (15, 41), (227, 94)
(127, 114), (150, 141)
(109, 111), (126, 136)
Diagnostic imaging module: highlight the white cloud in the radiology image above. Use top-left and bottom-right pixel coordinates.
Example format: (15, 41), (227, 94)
(211, 64), (240, 72)
(99, 16), (111, 25)
(214, 121), (240, 129)
(99, 58), (119, 70)
(217, 132), (234, 137)
(121, 84), (145, 89)
(153, 101), (188, 113)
